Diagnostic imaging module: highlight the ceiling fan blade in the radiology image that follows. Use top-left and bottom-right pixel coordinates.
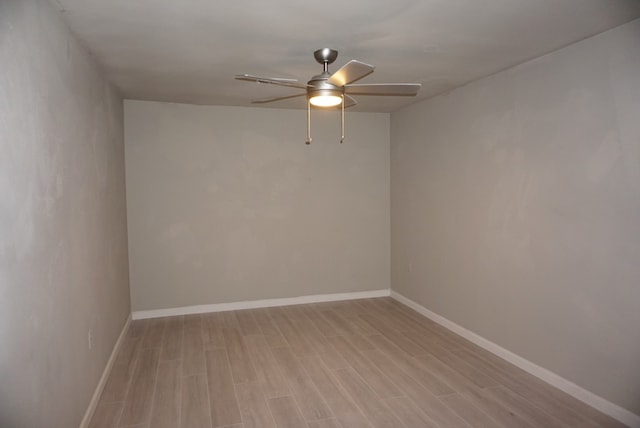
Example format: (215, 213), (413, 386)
(251, 93), (307, 104)
(327, 60), (375, 86)
(344, 83), (421, 96)
(235, 74), (309, 89)
(344, 94), (357, 108)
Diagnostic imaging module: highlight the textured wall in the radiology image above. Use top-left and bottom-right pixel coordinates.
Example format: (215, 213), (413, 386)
(0, 1), (130, 427)
(391, 19), (640, 415)
(125, 101), (390, 311)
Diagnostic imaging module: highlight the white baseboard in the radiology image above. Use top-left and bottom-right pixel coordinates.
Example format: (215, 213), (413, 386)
(79, 315), (131, 428)
(390, 291), (640, 428)
(132, 289), (391, 320)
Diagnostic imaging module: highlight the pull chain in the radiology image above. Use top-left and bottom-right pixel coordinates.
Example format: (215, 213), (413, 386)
(306, 98), (312, 145)
(340, 95), (345, 144)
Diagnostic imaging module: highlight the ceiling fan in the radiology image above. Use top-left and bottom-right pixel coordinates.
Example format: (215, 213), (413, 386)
(235, 48), (421, 144)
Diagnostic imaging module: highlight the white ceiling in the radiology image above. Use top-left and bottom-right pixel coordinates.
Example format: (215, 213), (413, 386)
(52, 0), (640, 112)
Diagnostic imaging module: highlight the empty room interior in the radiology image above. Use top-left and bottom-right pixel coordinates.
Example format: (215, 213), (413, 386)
(2, 1), (640, 427)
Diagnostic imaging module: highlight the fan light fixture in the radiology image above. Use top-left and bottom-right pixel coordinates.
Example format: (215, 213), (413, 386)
(309, 91), (342, 107)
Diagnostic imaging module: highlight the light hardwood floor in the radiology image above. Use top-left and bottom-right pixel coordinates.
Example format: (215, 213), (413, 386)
(90, 298), (626, 428)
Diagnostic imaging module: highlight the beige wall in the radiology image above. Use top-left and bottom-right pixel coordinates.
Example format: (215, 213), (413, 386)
(125, 101), (389, 311)
(0, 1), (130, 427)
(391, 19), (640, 415)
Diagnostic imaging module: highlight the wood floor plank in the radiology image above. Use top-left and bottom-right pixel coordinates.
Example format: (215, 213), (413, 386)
(128, 320), (149, 339)
(346, 299), (377, 314)
(318, 350), (350, 372)
(149, 360), (181, 428)
(359, 349), (469, 428)
(268, 396), (307, 428)
(345, 316), (379, 337)
(304, 306), (341, 337)
(205, 349), (242, 427)
(221, 311), (241, 329)
(251, 309), (289, 348)
(161, 316), (184, 360)
(420, 320), (472, 350)
(307, 418), (342, 428)
(319, 310), (362, 337)
(332, 368), (405, 428)
(399, 325), (453, 349)
(320, 310), (382, 350)
(202, 313), (225, 350)
(362, 297), (399, 313)
(440, 392), (500, 428)
(183, 314), (202, 330)
(366, 335), (456, 397)
(383, 395), (440, 428)
(89, 401), (123, 428)
(417, 357), (542, 428)
(119, 348), (160, 426)
(270, 312), (317, 357)
(497, 374), (614, 428)
(318, 308), (357, 336)
(243, 333), (269, 349)
(245, 341), (291, 399)
(235, 381), (276, 428)
(386, 303), (470, 350)
(357, 299), (394, 314)
(141, 318), (166, 349)
(385, 310), (433, 333)
(483, 385), (567, 428)
(327, 336), (402, 399)
(100, 337), (141, 403)
(447, 347), (521, 386)
(455, 344), (529, 379)
(183, 320), (206, 376)
(368, 309), (425, 334)
(301, 356), (372, 428)
(386, 300), (472, 350)
(525, 375), (628, 428)
(236, 310), (262, 336)
(279, 305), (308, 321)
(415, 353), (480, 394)
(270, 346), (333, 421)
(222, 327), (257, 383)
(290, 317), (349, 370)
(360, 314), (428, 356)
(341, 333), (376, 352)
(181, 374), (213, 428)
(350, 300), (382, 316)
(404, 330), (500, 388)
(460, 385), (538, 428)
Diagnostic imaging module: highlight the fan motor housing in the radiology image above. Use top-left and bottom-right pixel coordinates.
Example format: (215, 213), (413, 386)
(307, 73), (343, 100)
